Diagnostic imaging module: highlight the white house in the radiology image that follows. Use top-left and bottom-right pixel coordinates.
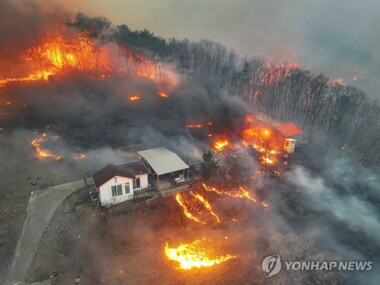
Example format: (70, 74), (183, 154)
(93, 160), (150, 206)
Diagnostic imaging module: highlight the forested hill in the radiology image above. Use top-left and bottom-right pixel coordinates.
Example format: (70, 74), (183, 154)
(70, 12), (380, 170)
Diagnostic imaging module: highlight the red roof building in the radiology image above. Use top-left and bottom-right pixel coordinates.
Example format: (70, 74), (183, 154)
(274, 122), (303, 138)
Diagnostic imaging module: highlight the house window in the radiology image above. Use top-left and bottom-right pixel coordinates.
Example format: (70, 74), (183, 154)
(133, 177), (141, 189)
(111, 185), (123, 197)
(124, 182), (130, 194)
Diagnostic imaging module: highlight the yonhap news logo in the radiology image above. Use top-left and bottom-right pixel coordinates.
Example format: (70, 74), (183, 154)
(261, 255), (282, 277)
(261, 254), (373, 278)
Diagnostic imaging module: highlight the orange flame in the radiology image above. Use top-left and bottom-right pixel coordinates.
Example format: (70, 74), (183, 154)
(31, 133), (61, 160)
(186, 123), (204, 129)
(0, 32), (180, 89)
(72, 153), (86, 160)
(331, 77), (347, 87)
(0, 34), (115, 87)
(202, 183), (269, 208)
(190, 192), (220, 223)
(129, 95), (141, 101)
(213, 139), (231, 152)
(165, 238), (238, 270)
(175, 191), (220, 224)
(158, 91), (169, 98)
(175, 193), (206, 224)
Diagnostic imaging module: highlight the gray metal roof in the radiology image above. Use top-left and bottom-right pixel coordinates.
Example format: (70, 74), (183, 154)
(138, 147), (189, 175)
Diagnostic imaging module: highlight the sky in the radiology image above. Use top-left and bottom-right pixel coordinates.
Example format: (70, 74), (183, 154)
(64, 0), (380, 99)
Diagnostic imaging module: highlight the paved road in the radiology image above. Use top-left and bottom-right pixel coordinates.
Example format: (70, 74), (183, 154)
(5, 180), (85, 285)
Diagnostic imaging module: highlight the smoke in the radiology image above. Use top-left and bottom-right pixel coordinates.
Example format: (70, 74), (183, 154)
(277, 158), (380, 283)
(66, 0), (380, 99)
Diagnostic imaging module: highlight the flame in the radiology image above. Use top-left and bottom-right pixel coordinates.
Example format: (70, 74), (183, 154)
(262, 62), (299, 86)
(72, 153), (86, 160)
(190, 192), (220, 223)
(331, 77), (347, 87)
(260, 156), (274, 165)
(158, 91), (169, 98)
(133, 54), (179, 88)
(0, 31), (180, 89)
(213, 139), (231, 152)
(202, 183), (269, 208)
(186, 123), (204, 129)
(175, 193), (206, 224)
(129, 95), (141, 101)
(31, 133), (62, 160)
(175, 192), (220, 224)
(165, 238), (238, 270)
(0, 34), (116, 87)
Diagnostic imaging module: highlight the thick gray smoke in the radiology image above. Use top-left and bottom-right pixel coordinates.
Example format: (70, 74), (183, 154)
(69, 0), (380, 99)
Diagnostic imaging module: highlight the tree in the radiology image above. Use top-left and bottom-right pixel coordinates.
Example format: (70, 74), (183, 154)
(201, 150), (219, 178)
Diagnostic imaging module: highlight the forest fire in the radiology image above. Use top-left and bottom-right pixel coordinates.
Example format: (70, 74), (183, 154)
(0, 34), (115, 87)
(0, 27), (179, 90)
(202, 183), (269, 208)
(175, 192), (220, 224)
(213, 139), (232, 152)
(164, 238), (238, 270)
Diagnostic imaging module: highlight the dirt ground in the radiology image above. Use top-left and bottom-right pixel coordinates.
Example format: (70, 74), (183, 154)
(24, 181), (349, 285)
(0, 144), (83, 284)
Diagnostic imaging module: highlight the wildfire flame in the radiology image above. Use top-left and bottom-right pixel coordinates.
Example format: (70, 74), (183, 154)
(190, 192), (220, 223)
(0, 30), (180, 89)
(158, 91), (169, 98)
(202, 183), (269, 208)
(31, 133), (61, 160)
(0, 34), (116, 87)
(175, 193), (206, 224)
(213, 139), (231, 152)
(165, 238), (238, 270)
(72, 153), (86, 160)
(175, 192), (220, 224)
(186, 123), (204, 129)
(129, 95), (141, 101)
(331, 77), (347, 87)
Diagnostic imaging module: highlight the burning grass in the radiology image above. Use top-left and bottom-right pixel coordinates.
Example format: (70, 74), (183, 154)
(202, 183), (269, 208)
(164, 238), (238, 270)
(175, 191), (220, 224)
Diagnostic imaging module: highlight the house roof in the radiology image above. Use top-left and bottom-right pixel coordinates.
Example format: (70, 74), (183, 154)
(275, 122), (303, 138)
(138, 147), (189, 176)
(93, 160), (150, 188)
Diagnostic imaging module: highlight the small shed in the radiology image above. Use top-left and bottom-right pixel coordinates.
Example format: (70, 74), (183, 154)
(138, 147), (189, 189)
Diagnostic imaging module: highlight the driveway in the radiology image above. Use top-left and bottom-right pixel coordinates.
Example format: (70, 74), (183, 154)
(5, 180), (84, 285)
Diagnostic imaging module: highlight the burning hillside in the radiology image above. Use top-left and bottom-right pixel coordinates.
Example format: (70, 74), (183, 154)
(0, 13), (178, 90)
(1, 2), (380, 285)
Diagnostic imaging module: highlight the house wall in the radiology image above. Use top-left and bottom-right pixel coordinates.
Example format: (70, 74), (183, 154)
(98, 174), (148, 206)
